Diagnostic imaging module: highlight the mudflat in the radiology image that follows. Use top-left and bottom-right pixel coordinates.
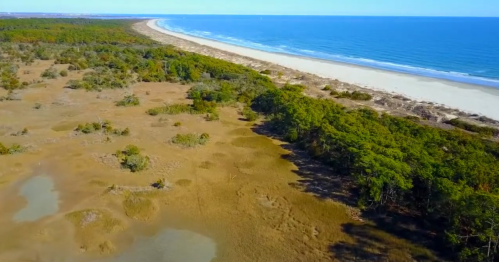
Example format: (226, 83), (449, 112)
(0, 60), (432, 261)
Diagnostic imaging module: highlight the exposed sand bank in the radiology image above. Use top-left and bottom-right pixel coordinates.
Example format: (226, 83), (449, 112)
(145, 19), (499, 121)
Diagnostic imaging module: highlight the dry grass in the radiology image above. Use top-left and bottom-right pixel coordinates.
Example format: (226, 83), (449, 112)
(0, 59), (439, 262)
(122, 193), (158, 221)
(65, 209), (125, 254)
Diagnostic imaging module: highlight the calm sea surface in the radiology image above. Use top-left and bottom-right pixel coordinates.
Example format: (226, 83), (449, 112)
(150, 16), (499, 88)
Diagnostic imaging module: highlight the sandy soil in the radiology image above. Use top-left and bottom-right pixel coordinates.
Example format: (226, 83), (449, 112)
(0, 61), (435, 262)
(133, 20), (499, 126)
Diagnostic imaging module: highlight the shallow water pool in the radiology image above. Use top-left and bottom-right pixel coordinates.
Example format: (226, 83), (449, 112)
(103, 229), (217, 262)
(13, 175), (59, 222)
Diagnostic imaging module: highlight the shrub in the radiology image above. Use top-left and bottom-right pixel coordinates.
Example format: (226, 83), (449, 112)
(242, 106), (258, 122)
(323, 85), (331, 91)
(75, 121), (129, 136)
(330, 90), (339, 96)
(116, 145), (149, 172)
(146, 103), (192, 116)
(171, 133), (209, 147)
(282, 83), (306, 93)
(152, 178), (166, 189)
(173, 122), (182, 127)
(33, 103), (42, 109)
(277, 71), (283, 79)
(445, 118), (499, 137)
(116, 94), (140, 107)
(59, 70), (68, 77)
(205, 111), (220, 121)
(0, 142), (24, 155)
(336, 91), (373, 101)
(260, 69), (271, 75)
(41, 67), (58, 79)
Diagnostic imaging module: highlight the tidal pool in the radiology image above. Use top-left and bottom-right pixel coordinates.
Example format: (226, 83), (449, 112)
(105, 229), (217, 262)
(13, 175), (59, 222)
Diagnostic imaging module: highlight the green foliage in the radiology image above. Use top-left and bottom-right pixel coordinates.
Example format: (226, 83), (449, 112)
(115, 145), (149, 172)
(65, 68), (132, 91)
(173, 122), (182, 127)
(152, 178), (166, 189)
(41, 67), (58, 79)
(260, 69), (271, 75)
(59, 70), (68, 77)
(171, 133), (210, 148)
(75, 120), (129, 136)
(0, 19), (154, 45)
(0, 142), (24, 155)
(445, 118), (499, 137)
(116, 94), (140, 107)
(252, 87), (499, 261)
(146, 103), (193, 116)
(282, 83), (306, 93)
(0, 63), (21, 90)
(205, 111), (220, 121)
(335, 90), (373, 101)
(322, 85), (331, 91)
(242, 106), (258, 122)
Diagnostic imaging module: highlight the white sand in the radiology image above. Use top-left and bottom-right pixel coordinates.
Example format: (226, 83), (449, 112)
(147, 20), (499, 121)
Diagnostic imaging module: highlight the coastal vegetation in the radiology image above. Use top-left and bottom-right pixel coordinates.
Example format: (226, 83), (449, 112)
(171, 133), (210, 147)
(75, 121), (129, 136)
(115, 145), (150, 172)
(0, 142), (24, 155)
(116, 94), (140, 107)
(1, 18), (499, 261)
(445, 118), (499, 137)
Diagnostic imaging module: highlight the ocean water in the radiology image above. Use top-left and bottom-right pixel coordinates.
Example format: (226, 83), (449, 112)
(153, 16), (499, 88)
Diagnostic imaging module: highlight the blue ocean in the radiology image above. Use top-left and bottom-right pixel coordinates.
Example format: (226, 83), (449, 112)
(151, 16), (499, 88)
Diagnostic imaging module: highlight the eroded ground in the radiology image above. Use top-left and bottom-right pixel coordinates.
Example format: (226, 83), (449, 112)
(0, 60), (434, 262)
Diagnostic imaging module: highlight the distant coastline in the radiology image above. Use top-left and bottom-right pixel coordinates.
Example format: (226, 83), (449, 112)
(145, 19), (499, 121)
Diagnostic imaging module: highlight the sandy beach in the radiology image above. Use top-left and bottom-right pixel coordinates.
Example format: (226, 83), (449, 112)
(145, 19), (499, 121)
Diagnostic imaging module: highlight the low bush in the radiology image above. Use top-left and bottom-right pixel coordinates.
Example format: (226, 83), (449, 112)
(75, 120), (129, 136)
(116, 94), (140, 107)
(445, 118), (499, 137)
(146, 103), (192, 116)
(242, 106), (258, 122)
(152, 178), (167, 189)
(173, 122), (182, 127)
(41, 67), (58, 79)
(323, 85), (331, 91)
(336, 91), (373, 101)
(171, 133), (210, 147)
(115, 145), (150, 172)
(260, 69), (271, 75)
(59, 70), (68, 77)
(0, 142), (24, 155)
(205, 111), (220, 121)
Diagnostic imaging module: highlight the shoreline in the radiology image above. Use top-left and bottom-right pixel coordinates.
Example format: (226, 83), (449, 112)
(143, 19), (499, 121)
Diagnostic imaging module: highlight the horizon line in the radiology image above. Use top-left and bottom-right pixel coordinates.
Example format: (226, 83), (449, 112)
(1, 12), (498, 18)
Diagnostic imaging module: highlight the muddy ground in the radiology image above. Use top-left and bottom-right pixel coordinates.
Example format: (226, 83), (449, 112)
(0, 60), (436, 262)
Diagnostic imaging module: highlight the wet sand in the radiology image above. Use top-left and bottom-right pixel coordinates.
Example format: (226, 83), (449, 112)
(0, 59), (436, 262)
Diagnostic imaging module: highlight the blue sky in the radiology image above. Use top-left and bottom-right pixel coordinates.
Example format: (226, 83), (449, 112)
(1, 0), (498, 16)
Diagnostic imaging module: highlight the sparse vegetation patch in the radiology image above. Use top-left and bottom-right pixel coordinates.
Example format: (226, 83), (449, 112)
(171, 133), (210, 148)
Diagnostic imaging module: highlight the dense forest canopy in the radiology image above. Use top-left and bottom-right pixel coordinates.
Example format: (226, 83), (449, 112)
(2, 18), (499, 261)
